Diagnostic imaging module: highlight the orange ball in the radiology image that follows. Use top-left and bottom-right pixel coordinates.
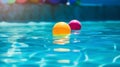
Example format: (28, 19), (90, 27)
(52, 22), (71, 35)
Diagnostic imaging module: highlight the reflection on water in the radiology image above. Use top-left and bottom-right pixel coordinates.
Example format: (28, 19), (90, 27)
(113, 55), (120, 63)
(53, 48), (71, 52)
(72, 30), (81, 43)
(53, 35), (70, 45)
(52, 31), (88, 67)
(0, 21), (120, 67)
(57, 59), (70, 64)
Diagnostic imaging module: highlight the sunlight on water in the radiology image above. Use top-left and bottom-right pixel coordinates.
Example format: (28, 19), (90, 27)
(53, 35), (70, 45)
(53, 48), (71, 52)
(57, 60), (70, 64)
(113, 55), (120, 63)
(0, 21), (120, 67)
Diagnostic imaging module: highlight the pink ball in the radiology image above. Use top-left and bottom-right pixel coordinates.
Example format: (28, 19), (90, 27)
(69, 20), (81, 30)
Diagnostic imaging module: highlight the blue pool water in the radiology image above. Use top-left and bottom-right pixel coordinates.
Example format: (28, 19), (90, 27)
(0, 21), (120, 67)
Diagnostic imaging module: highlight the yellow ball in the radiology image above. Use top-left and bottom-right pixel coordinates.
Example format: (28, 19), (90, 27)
(52, 22), (71, 35)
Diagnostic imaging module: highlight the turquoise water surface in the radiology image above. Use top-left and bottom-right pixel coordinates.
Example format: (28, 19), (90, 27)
(0, 21), (120, 67)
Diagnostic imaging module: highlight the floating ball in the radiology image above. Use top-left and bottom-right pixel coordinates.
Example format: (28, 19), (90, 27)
(45, 0), (60, 5)
(53, 22), (71, 35)
(69, 20), (81, 30)
(16, 0), (27, 4)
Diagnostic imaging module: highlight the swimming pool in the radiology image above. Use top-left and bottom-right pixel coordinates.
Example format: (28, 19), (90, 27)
(0, 21), (120, 67)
